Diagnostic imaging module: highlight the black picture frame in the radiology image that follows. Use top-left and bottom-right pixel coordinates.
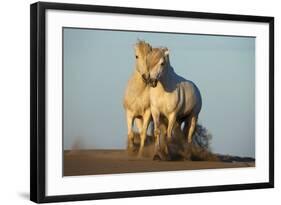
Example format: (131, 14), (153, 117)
(30, 1), (274, 203)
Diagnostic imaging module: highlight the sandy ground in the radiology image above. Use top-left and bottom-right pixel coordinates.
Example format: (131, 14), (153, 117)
(64, 149), (255, 176)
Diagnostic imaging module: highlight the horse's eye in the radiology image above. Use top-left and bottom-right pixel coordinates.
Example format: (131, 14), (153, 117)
(161, 62), (165, 66)
(135, 55), (138, 59)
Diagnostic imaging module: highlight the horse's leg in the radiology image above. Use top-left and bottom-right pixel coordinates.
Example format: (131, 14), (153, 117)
(187, 115), (197, 144)
(126, 111), (134, 150)
(135, 118), (143, 146)
(151, 107), (163, 160)
(183, 116), (191, 142)
(165, 113), (177, 157)
(135, 118), (143, 134)
(152, 109), (160, 149)
(167, 113), (176, 142)
(181, 116), (193, 159)
(138, 109), (151, 157)
(149, 121), (155, 139)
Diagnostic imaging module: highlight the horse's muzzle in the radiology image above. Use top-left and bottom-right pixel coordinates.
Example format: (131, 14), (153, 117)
(150, 79), (158, 87)
(141, 74), (150, 84)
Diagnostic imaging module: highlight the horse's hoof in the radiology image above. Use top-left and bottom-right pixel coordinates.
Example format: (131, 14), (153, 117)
(165, 155), (172, 161)
(128, 142), (138, 150)
(127, 145), (138, 156)
(127, 146), (134, 152)
(137, 152), (144, 159)
(153, 151), (167, 160)
(153, 154), (162, 161)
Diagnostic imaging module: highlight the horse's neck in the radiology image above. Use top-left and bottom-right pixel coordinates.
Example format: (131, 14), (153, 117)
(131, 70), (147, 92)
(166, 63), (175, 77)
(161, 63), (175, 83)
(124, 70), (149, 110)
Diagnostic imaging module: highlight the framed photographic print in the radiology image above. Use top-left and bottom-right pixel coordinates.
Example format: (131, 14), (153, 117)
(30, 1), (274, 203)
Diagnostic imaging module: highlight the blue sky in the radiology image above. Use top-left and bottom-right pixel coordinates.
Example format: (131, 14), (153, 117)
(63, 28), (255, 157)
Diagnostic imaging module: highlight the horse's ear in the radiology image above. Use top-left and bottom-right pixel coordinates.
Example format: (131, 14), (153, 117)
(134, 43), (138, 51)
(163, 48), (169, 57)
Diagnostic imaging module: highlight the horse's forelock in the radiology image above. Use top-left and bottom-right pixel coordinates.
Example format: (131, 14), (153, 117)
(136, 41), (152, 56)
(147, 48), (165, 69)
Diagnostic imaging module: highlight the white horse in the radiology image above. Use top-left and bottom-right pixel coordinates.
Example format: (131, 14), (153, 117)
(147, 48), (202, 158)
(123, 40), (152, 157)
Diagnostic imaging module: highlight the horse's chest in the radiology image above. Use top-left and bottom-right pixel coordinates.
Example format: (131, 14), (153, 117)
(129, 91), (150, 114)
(151, 89), (179, 114)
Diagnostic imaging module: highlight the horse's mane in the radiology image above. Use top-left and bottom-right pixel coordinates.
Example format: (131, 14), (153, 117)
(135, 40), (152, 56)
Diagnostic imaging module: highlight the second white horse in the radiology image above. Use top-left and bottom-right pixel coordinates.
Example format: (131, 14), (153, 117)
(147, 48), (202, 158)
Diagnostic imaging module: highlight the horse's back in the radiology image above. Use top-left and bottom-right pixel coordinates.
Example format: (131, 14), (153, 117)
(175, 77), (202, 117)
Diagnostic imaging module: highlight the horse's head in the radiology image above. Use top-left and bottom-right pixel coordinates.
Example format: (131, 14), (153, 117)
(147, 47), (169, 87)
(134, 40), (152, 83)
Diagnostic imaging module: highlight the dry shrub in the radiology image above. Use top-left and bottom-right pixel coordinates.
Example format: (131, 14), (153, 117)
(186, 124), (218, 161)
(184, 144), (218, 161)
(193, 124), (212, 150)
(165, 123), (217, 161)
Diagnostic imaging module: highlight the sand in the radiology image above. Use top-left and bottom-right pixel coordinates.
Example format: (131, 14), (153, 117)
(63, 150), (255, 176)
